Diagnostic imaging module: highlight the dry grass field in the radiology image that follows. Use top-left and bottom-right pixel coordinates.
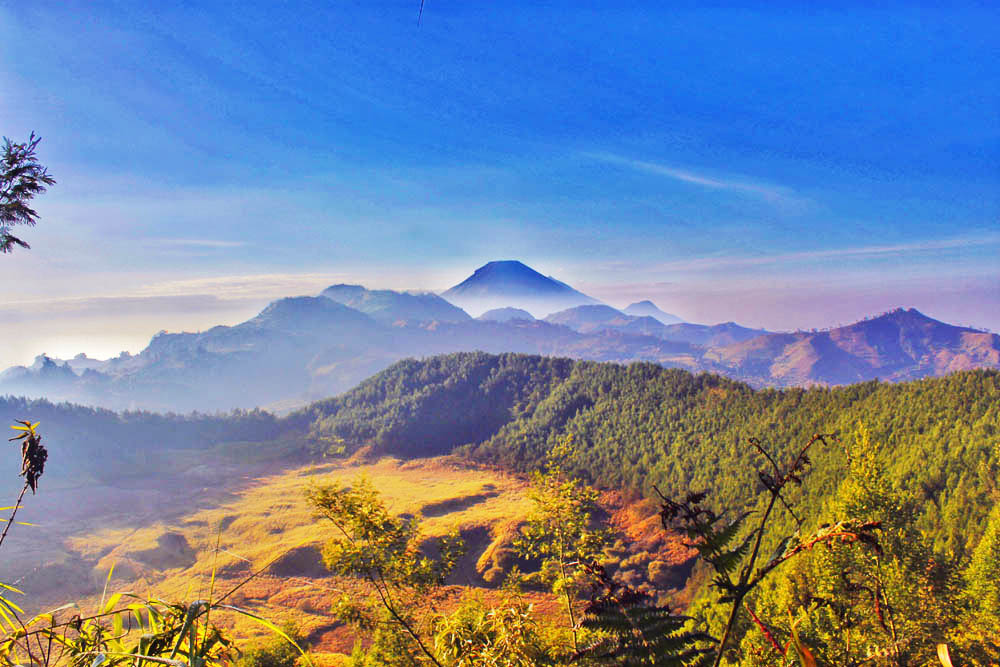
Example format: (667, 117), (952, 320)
(13, 456), (539, 657)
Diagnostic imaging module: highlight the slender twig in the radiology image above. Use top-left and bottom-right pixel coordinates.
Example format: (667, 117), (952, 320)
(773, 489), (803, 528)
(200, 526), (223, 655)
(11, 607), (39, 666)
(874, 556), (900, 666)
(712, 491), (780, 667)
(711, 434), (828, 667)
(0, 482), (29, 549)
(370, 565), (443, 667)
(556, 518), (579, 653)
(749, 438), (781, 478)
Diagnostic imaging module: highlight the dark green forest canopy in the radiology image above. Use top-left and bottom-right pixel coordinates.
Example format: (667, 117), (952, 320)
(296, 352), (999, 555)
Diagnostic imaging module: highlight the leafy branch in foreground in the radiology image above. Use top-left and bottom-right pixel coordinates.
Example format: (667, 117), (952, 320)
(1, 132), (55, 253)
(656, 434), (883, 666)
(746, 423), (984, 665)
(1, 419), (48, 633)
(2, 420), (47, 548)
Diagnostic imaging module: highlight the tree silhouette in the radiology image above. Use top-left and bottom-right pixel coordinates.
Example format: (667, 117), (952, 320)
(1, 132), (55, 253)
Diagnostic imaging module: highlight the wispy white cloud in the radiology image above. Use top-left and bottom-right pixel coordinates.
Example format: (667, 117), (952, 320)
(583, 152), (808, 209)
(130, 266), (468, 300)
(153, 238), (249, 248)
(644, 235), (1000, 273)
(132, 272), (351, 300)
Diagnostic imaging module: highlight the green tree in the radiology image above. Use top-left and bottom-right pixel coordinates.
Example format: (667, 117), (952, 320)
(746, 424), (958, 665)
(306, 476), (464, 666)
(1, 132), (55, 253)
(514, 436), (610, 655)
(961, 503), (1000, 655)
(433, 596), (550, 667)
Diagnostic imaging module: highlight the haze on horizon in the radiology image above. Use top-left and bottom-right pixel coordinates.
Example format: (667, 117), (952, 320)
(1, 3), (997, 369)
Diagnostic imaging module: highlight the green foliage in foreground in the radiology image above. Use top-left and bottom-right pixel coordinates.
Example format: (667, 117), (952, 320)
(307, 477), (464, 666)
(513, 436), (611, 655)
(577, 563), (715, 666)
(430, 596), (549, 667)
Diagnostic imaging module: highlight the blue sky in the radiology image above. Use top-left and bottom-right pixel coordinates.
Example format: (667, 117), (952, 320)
(1, 2), (997, 366)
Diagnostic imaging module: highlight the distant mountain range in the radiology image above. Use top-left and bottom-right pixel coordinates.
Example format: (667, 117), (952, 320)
(1, 260), (997, 412)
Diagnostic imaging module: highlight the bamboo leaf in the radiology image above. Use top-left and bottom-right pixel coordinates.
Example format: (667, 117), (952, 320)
(0, 596), (24, 615)
(0, 582), (24, 595)
(103, 592), (124, 615)
(168, 600), (207, 660)
(25, 612), (54, 627)
(99, 562), (116, 613)
(0, 603), (16, 629)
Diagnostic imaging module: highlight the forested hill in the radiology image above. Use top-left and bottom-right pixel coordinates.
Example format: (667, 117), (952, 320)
(297, 352), (1000, 555)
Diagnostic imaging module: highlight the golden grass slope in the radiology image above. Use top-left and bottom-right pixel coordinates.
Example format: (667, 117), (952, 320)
(61, 456), (535, 654)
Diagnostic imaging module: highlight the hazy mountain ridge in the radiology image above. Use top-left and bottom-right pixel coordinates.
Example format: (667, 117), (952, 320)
(2, 260), (997, 412)
(541, 305), (766, 345)
(321, 284), (471, 324)
(478, 307), (535, 322)
(623, 300), (684, 324)
(659, 321), (773, 347)
(707, 308), (1000, 385)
